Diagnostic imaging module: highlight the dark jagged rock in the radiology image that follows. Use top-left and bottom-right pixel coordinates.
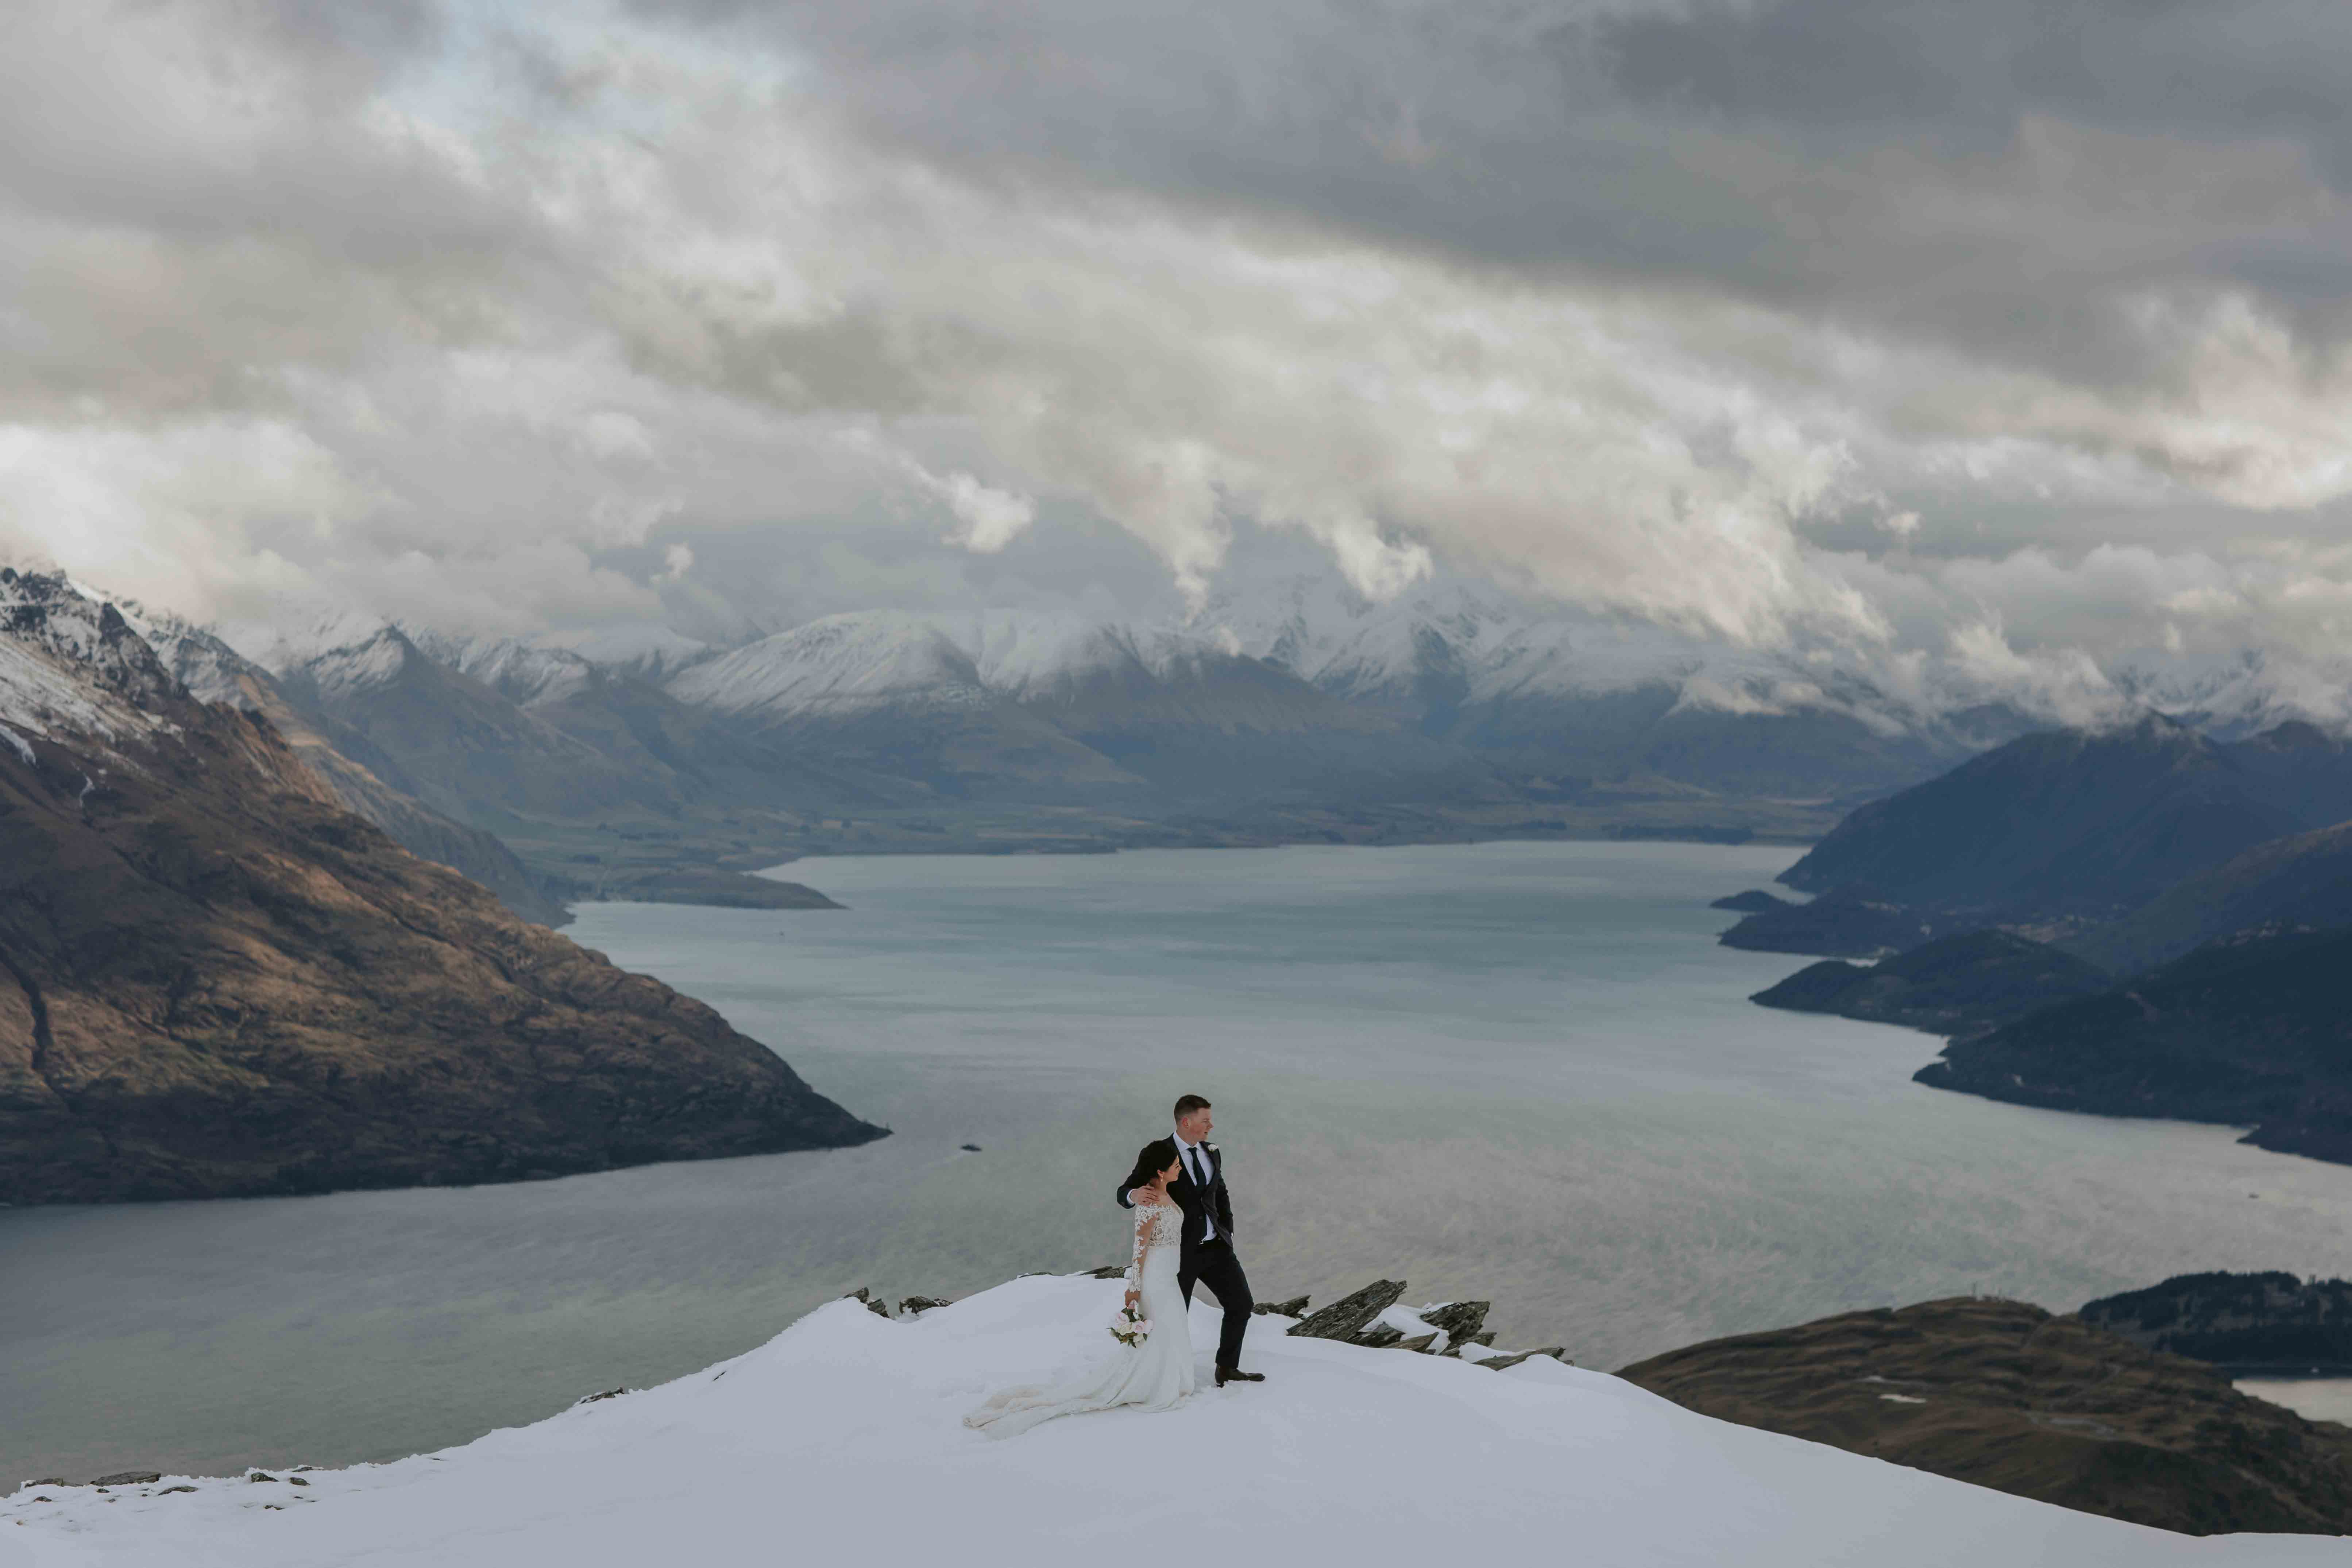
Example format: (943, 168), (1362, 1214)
(1082, 1264), (1129, 1280)
(2079, 1273), (2352, 1374)
(843, 1288), (891, 1318)
(1418, 1301), (1492, 1343)
(1710, 889), (1791, 913)
(576, 1389), (627, 1405)
(1397, 1333), (1438, 1353)
(1480, 1348), (1570, 1372)
(1751, 931), (2111, 1039)
(898, 1295), (954, 1316)
(1618, 1295), (2352, 1536)
(1287, 1280), (1405, 1341)
(89, 1473), (160, 1487)
(1253, 1294), (1311, 1318)
(1353, 1324), (1405, 1349)
(1718, 886), (1939, 959)
(1915, 925), (2352, 1165)
(0, 573), (885, 1206)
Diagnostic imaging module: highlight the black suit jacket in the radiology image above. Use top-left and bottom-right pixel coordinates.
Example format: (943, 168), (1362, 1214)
(1116, 1136), (1235, 1263)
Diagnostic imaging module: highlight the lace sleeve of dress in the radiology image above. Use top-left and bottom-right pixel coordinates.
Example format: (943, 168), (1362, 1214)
(1127, 1202), (1152, 1286)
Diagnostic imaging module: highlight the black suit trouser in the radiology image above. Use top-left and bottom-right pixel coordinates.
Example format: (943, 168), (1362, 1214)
(1179, 1238), (1254, 1370)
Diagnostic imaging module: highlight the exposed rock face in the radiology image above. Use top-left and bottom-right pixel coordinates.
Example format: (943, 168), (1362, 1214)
(1288, 1280), (1406, 1341)
(2080, 1273), (2352, 1374)
(1618, 1296), (2352, 1536)
(1751, 931), (2112, 1039)
(0, 571), (885, 1205)
(1913, 926), (2352, 1165)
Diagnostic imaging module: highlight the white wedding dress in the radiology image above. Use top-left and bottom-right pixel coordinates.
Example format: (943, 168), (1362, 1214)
(964, 1196), (1195, 1437)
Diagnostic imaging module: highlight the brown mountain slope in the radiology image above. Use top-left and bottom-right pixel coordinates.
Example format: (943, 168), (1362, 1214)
(1618, 1296), (2352, 1536)
(0, 570), (884, 1205)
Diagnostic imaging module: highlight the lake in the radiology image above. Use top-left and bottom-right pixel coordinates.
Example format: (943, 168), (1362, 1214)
(8, 840), (2351, 1484)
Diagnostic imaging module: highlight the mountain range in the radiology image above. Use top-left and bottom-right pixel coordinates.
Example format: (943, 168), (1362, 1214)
(162, 580), (2071, 907)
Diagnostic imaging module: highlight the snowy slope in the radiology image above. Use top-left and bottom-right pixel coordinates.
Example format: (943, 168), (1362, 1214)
(406, 630), (596, 710)
(547, 623), (713, 681)
(0, 571), (179, 760)
(666, 610), (993, 718)
(5, 1274), (2336, 1567)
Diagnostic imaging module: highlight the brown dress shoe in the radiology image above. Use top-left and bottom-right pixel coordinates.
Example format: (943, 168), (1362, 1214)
(1215, 1366), (1265, 1387)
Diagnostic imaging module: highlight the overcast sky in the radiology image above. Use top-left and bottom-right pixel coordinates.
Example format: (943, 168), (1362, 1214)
(5, 0), (2352, 698)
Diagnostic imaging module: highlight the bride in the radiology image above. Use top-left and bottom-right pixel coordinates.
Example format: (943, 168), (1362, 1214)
(965, 1150), (1194, 1437)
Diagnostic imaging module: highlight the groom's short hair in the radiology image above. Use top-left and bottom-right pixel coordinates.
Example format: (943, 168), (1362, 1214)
(1173, 1094), (1212, 1120)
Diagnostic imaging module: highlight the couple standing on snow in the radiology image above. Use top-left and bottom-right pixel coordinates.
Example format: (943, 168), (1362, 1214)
(964, 1094), (1262, 1437)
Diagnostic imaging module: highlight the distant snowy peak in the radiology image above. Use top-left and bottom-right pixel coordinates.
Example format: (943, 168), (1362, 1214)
(406, 629), (595, 710)
(959, 612), (1252, 702)
(218, 606), (393, 677)
(548, 622), (713, 681)
(667, 610), (989, 718)
(109, 599), (275, 711)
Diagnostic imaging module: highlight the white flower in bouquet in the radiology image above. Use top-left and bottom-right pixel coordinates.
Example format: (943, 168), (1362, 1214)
(1108, 1302), (1153, 1348)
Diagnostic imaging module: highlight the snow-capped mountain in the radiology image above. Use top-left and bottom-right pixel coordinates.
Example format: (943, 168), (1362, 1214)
(668, 611), (996, 720)
(1189, 575), (2014, 797)
(543, 622), (713, 683)
(0, 569), (179, 761)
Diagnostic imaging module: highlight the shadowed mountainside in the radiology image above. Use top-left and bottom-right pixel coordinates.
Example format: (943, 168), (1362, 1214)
(2080, 1274), (2352, 1375)
(1913, 926), (2352, 1165)
(1777, 715), (2352, 924)
(0, 570), (884, 1205)
(1751, 930), (2111, 1038)
(1618, 1295), (2352, 1536)
(2067, 819), (2352, 976)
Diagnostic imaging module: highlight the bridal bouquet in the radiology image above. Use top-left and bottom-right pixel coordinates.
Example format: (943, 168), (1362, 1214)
(1109, 1302), (1152, 1348)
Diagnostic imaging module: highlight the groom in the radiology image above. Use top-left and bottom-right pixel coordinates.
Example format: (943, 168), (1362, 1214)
(1116, 1094), (1264, 1388)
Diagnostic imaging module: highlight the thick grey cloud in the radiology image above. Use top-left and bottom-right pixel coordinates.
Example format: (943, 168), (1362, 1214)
(3, 0), (2352, 713)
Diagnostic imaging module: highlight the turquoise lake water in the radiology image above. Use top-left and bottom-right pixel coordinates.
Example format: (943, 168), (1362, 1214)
(7, 840), (2350, 1482)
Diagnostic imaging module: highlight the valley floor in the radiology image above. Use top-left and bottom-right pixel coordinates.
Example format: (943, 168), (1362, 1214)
(6, 1275), (2340, 1567)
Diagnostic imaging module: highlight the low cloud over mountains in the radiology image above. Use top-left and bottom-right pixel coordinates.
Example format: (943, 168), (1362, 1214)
(8, 0), (2352, 721)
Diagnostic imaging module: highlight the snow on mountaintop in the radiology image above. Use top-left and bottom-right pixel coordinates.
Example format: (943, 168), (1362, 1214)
(665, 610), (990, 717)
(545, 622), (712, 681)
(5, 1273), (2336, 1567)
(406, 629), (595, 709)
(0, 570), (177, 754)
(955, 610), (1243, 700)
(217, 607), (392, 677)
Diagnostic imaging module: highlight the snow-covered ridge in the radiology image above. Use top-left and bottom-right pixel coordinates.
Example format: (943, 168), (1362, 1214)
(0, 569), (181, 754)
(666, 610), (997, 718)
(196, 570), (2352, 742)
(5, 1273), (2331, 1567)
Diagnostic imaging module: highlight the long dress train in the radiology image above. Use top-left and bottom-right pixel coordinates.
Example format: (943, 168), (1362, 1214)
(964, 1197), (1195, 1437)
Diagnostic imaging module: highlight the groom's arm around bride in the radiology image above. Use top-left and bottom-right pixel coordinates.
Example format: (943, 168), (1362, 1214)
(1115, 1094), (1263, 1386)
